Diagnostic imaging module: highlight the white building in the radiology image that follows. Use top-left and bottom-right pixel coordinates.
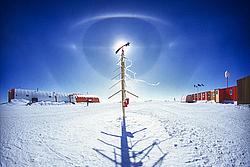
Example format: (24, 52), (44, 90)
(8, 88), (69, 103)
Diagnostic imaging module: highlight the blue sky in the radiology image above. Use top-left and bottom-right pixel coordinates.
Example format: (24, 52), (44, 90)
(1, 0), (250, 102)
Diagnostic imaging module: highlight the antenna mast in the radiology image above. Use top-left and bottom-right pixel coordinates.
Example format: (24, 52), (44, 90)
(225, 70), (230, 88)
(109, 42), (138, 119)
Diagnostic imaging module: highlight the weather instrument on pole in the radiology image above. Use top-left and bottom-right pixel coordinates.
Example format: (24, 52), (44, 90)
(225, 70), (230, 88)
(109, 42), (138, 119)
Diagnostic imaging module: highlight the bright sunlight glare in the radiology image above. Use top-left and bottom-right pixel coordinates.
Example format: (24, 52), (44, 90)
(113, 39), (132, 56)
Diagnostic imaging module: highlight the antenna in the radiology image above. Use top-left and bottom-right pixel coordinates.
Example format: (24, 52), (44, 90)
(109, 42), (138, 119)
(225, 70), (230, 88)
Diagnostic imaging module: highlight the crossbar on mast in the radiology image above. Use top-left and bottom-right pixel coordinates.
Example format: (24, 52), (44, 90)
(108, 90), (121, 99)
(126, 90), (139, 98)
(109, 80), (121, 89)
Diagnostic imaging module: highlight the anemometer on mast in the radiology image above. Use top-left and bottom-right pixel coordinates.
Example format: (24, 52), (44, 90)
(109, 42), (138, 118)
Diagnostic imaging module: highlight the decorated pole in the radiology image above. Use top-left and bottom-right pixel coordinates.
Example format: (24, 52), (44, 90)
(121, 48), (126, 118)
(109, 42), (138, 119)
(108, 42), (139, 166)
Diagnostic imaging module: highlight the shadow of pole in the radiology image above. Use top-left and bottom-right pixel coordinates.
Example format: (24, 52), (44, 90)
(93, 116), (168, 167)
(121, 116), (131, 166)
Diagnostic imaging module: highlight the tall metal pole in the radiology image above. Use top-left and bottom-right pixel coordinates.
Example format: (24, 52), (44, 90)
(226, 77), (228, 88)
(121, 48), (126, 118)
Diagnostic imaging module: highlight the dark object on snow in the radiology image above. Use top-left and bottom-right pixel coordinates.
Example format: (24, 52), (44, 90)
(32, 98), (38, 103)
(237, 75), (250, 105)
(26, 102), (32, 106)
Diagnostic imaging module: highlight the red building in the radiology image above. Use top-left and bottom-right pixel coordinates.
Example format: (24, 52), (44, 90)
(181, 95), (194, 103)
(191, 94), (195, 101)
(215, 86), (237, 103)
(211, 90), (216, 101)
(76, 96), (100, 103)
(69, 94), (100, 104)
(224, 86), (238, 102)
(194, 94), (198, 101)
(201, 92), (206, 100)
(198, 93), (202, 100)
(206, 91), (211, 101)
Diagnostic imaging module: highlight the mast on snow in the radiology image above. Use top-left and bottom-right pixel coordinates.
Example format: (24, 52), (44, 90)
(108, 42), (138, 119)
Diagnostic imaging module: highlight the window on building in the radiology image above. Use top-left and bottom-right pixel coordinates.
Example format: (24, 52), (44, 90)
(49, 96), (52, 98)
(26, 94), (29, 97)
(230, 89), (233, 96)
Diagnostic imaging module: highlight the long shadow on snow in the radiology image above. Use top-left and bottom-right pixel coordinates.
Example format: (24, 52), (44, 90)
(93, 116), (168, 167)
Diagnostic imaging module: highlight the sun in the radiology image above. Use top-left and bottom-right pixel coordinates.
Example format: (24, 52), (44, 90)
(113, 39), (131, 55)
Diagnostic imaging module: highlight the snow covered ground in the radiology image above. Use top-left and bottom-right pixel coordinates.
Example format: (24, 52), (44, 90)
(0, 100), (250, 166)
